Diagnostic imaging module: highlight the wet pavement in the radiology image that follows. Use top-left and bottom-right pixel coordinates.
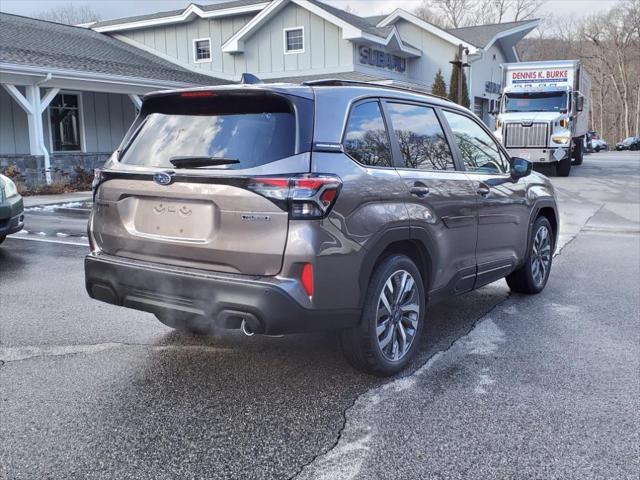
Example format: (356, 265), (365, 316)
(1, 152), (638, 479)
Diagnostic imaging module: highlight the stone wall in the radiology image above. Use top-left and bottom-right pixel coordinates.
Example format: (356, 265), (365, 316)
(0, 153), (111, 190)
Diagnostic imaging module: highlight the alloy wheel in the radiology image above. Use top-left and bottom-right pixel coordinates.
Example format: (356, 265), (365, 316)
(376, 270), (420, 361)
(531, 226), (552, 286)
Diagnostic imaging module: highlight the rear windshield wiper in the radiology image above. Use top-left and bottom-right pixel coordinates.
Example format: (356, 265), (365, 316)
(169, 156), (240, 168)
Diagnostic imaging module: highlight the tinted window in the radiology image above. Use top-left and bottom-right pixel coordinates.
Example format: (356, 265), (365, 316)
(119, 93), (306, 169)
(443, 110), (509, 174)
(387, 103), (455, 170)
(343, 101), (393, 168)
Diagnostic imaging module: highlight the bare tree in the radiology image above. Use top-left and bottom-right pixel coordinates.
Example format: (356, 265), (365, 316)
(434, 0), (475, 27)
(413, 0), (446, 27)
(520, 0), (640, 143)
(477, 0), (516, 24)
(34, 3), (102, 25)
(513, 0), (543, 21)
(492, 0), (514, 23)
(418, 0), (544, 28)
(579, 2), (639, 138)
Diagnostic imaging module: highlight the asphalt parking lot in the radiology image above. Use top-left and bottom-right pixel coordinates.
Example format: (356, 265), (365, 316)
(1, 151), (638, 479)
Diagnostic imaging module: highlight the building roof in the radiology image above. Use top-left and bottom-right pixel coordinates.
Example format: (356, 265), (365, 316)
(304, 0), (394, 37)
(0, 13), (223, 85)
(446, 19), (539, 48)
(91, 0), (268, 29)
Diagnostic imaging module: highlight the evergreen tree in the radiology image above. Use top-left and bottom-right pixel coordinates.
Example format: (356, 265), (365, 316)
(448, 56), (470, 108)
(431, 69), (447, 98)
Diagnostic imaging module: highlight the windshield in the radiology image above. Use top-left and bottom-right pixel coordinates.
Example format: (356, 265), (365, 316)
(504, 92), (568, 113)
(622, 137), (637, 144)
(119, 92), (311, 169)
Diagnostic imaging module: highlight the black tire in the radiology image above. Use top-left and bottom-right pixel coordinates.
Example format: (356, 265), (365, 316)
(572, 138), (584, 165)
(156, 314), (211, 335)
(0, 235), (5, 245)
(557, 155), (572, 176)
(341, 254), (425, 376)
(506, 216), (554, 294)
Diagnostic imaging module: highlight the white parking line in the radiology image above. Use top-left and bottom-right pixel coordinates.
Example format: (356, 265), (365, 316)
(7, 235), (88, 247)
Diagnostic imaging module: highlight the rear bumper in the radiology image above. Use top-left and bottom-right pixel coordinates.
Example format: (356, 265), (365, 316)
(85, 253), (359, 335)
(0, 213), (24, 236)
(0, 195), (24, 237)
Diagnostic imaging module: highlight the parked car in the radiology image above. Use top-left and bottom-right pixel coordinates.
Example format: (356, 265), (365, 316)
(0, 174), (24, 244)
(616, 137), (640, 150)
(592, 138), (608, 152)
(584, 132), (593, 153)
(85, 80), (559, 376)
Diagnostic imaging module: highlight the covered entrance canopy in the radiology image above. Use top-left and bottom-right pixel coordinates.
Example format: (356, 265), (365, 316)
(0, 13), (222, 184)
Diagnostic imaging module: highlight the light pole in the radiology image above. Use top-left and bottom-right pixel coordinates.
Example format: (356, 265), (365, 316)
(449, 44), (470, 105)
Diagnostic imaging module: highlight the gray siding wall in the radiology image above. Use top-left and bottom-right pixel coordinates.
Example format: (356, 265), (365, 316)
(469, 43), (506, 101)
(119, 3), (353, 80)
(242, 3), (353, 77)
(121, 15), (253, 79)
(0, 86), (30, 154)
(0, 89), (135, 155)
(394, 20), (458, 90)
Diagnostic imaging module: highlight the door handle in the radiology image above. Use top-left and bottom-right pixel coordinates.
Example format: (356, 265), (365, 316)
(409, 186), (430, 198)
(477, 184), (491, 197)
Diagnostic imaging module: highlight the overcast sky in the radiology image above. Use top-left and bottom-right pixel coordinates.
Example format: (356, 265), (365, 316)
(0, 0), (619, 23)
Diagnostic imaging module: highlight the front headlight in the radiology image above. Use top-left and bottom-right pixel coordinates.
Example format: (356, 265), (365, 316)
(551, 135), (570, 145)
(0, 174), (18, 198)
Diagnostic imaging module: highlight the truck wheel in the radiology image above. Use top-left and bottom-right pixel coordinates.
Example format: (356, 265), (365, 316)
(341, 254), (425, 376)
(557, 156), (572, 176)
(572, 138), (584, 165)
(507, 216), (554, 294)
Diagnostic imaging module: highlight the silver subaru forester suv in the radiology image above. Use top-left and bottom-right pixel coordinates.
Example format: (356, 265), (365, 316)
(86, 80), (558, 376)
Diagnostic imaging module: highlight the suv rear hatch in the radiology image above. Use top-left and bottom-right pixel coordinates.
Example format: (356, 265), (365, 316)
(92, 88), (314, 275)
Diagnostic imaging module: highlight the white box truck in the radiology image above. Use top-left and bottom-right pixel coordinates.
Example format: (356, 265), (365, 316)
(493, 60), (591, 176)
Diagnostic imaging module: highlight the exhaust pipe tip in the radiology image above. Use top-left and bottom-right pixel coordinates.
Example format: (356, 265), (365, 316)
(240, 319), (255, 337)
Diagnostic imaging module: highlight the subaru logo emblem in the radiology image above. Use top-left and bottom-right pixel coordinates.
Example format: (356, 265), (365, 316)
(153, 171), (174, 186)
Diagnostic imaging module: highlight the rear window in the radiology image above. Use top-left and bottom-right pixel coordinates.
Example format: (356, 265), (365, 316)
(119, 91), (312, 169)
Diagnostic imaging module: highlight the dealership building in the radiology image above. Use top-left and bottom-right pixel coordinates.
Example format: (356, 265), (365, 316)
(0, 0), (538, 186)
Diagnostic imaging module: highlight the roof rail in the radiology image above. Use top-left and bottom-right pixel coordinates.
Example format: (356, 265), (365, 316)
(302, 78), (447, 101)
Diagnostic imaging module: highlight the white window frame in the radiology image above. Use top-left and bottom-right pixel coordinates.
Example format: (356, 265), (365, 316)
(47, 91), (86, 153)
(283, 26), (304, 54)
(193, 37), (212, 63)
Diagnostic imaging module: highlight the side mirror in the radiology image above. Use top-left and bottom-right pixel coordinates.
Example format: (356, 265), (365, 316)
(577, 95), (584, 112)
(510, 157), (532, 179)
(489, 98), (499, 115)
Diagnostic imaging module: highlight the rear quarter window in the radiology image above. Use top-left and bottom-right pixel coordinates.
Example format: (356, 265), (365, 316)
(342, 101), (393, 168)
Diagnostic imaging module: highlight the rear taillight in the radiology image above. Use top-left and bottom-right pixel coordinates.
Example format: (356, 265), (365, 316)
(247, 174), (341, 219)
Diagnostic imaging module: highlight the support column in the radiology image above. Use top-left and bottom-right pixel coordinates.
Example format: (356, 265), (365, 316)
(128, 94), (142, 111)
(2, 83), (59, 185)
